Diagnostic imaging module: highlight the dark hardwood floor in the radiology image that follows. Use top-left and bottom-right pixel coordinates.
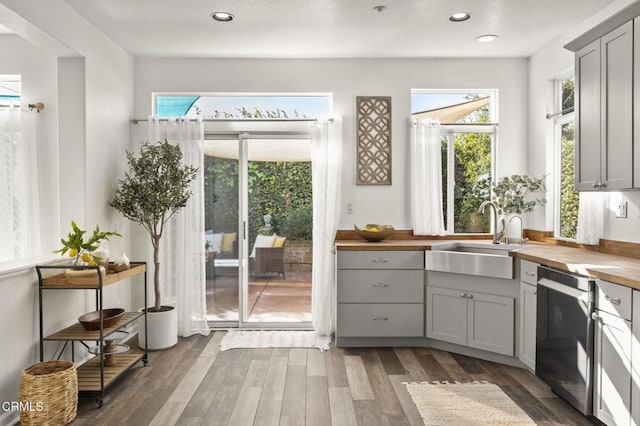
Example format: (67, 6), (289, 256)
(74, 331), (593, 425)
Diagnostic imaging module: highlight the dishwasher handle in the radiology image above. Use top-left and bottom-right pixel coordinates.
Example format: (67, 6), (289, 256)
(537, 277), (593, 306)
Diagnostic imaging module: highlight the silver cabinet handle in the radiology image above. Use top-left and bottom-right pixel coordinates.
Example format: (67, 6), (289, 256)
(373, 316), (389, 321)
(599, 182), (606, 188)
(460, 292), (467, 298)
(372, 258), (389, 263)
(373, 282), (389, 287)
(591, 311), (599, 320)
(525, 271), (536, 277)
(604, 294), (621, 305)
(467, 293), (474, 299)
(593, 182), (599, 188)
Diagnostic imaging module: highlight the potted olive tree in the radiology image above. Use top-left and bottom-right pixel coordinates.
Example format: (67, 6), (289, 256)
(110, 140), (198, 350)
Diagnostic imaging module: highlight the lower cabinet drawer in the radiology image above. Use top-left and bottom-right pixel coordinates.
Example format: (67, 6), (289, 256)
(337, 303), (424, 337)
(337, 270), (424, 303)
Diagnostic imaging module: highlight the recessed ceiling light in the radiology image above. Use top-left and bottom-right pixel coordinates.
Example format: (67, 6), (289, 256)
(449, 12), (471, 22)
(476, 34), (498, 43)
(211, 12), (234, 22)
(373, 5), (387, 13)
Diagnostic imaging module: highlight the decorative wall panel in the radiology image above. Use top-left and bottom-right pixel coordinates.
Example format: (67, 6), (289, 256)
(356, 96), (392, 185)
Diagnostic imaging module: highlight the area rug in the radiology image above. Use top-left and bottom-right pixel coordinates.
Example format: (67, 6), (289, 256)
(219, 330), (330, 351)
(404, 381), (535, 425)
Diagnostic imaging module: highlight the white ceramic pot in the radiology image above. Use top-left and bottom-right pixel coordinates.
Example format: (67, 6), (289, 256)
(137, 306), (177, 350)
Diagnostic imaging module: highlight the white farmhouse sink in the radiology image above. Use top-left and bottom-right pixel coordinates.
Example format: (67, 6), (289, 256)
(425, 241), (526, 279)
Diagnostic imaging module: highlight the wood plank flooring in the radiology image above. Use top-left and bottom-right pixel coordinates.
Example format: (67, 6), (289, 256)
(74, 331), (594, 425)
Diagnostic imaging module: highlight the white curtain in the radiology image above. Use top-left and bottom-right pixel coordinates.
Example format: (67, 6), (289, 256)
(576, 191), (608, 245)
(311, 117), (342, 350)
(0, 101), (40, 262)
(148, 116), (210, 337)
(410, 118), (445, 235)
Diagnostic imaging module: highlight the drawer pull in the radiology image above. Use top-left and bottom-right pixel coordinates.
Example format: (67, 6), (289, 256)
(372, 282), (389, 287)
(460, 292), (467, 298)
(525, 271), (536, 277)
(373, 316), (389, 321)
(372, 258), (389, 263)
(604, 294), (621, 305)
(467, 293), (474, 299)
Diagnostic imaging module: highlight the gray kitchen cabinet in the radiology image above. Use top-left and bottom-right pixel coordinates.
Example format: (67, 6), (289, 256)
(425, 286), (468, 347)
(336, 250), (425, 345)
(632, 290), (639, 426)
(519, 281), (537, 371)
(575, 20), (633, 191)
(426, 286), (514, 356)
(594, 280), (633, 426)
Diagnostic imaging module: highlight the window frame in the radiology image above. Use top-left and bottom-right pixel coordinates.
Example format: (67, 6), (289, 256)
(553, 72), (577, 241)
(441, 125), (497, 234)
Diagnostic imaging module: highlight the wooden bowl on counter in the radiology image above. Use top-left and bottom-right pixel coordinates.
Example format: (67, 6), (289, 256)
(78, 308), (125, 331)
(354, 224), (394, 242)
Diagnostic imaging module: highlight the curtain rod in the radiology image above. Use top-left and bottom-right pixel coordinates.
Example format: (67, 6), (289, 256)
(0, 102), (45, 112)
(546, 106), (574, 119)
(131, 117), (320, 124)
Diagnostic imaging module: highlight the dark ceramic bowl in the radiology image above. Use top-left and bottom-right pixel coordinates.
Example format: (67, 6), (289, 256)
(78, 308), (125, 330)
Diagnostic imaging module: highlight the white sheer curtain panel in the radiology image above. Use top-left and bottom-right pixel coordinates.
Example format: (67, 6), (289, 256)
(148, 116), (210, 337)
(576, 191), (608, 245)
(311, 117), (342, 350)
(410, 118), (445, 235)
(0, 101), (40, 263)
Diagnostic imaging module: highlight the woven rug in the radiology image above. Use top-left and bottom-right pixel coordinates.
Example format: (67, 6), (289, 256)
(404, 381), (535, 425)
(219, 330), (329, 351)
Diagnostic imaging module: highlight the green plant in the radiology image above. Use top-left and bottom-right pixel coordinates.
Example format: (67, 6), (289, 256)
(54, 221), (121, 266)
(283, 204), (313, 240)
(491, 174), (547, 214)
(110, 140), (198, 312)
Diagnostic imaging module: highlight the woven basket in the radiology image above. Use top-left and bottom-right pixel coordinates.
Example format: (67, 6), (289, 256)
(19, 361), (78, 425)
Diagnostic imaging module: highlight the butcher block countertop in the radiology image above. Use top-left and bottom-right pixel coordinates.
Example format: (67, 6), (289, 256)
(335, 238), (640, 291)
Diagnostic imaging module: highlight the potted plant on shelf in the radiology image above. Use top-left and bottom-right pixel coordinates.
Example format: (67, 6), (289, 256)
(491, 174), (547, 215)
(490, 174), (547, 241)
(54, 221), (121, 281)
(110, 140), (198, 350)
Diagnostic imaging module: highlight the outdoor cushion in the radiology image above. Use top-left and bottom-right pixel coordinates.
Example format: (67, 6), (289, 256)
(205, 232), (223, 253)
(222, 232), (237, 254)
(273, 236), (287, 248)
(250, 233), (276, 258)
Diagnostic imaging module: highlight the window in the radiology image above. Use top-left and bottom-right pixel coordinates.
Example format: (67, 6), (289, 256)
(555, 75), (578, 239)
(0, 75), (41, 264)
(412, 90), (497, 234)
(155, 94), (331, 119)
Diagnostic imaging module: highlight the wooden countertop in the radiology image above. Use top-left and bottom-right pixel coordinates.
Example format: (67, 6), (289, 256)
(335, 239), (640, 291)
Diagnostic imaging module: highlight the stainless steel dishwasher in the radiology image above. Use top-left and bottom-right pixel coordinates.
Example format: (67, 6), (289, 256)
(536, 265), (596, 416)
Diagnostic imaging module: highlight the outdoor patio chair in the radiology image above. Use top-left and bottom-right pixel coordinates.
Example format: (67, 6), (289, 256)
(250, 234), (286, 279)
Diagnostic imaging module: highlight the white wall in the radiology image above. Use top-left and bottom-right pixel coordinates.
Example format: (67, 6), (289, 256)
(134, 57), (529, 230)
(527, 0), (640, 242)
(0, 2), (134, 424)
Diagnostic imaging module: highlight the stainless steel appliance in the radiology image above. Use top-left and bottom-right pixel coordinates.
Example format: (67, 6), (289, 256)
(536, 266), (595, 416)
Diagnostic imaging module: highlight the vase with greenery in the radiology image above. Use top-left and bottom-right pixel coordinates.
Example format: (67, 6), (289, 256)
(490, 174), (547, 215)
(54, 221), (121, 267)
(110, 140), (198, 313)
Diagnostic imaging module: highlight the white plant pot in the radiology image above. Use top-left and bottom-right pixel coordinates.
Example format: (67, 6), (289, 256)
(138, 306), (177, 350)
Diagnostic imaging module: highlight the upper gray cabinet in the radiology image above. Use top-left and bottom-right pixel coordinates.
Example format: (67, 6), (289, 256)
(574, 21), (633, 191)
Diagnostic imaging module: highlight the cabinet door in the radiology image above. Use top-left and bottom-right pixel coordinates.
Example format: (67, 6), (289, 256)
(594, 310), (632, 426)
(426, 286), (467, 346)
(519, 282), (536, 371)
(600, 21), (633, 190)
(632, 291), (639, 426)
(575, 38), (602, 191)
(467, 292), (514, 356)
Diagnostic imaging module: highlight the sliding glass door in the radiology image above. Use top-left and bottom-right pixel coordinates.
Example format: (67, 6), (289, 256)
(205, 132), (313, 328)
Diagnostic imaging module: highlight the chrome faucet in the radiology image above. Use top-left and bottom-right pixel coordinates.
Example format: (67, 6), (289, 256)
(478, 201), (505, 244)
(506, 215), (528, 245)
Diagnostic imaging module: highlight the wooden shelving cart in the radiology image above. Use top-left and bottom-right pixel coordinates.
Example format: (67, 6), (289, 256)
(35, 262), (148, 407)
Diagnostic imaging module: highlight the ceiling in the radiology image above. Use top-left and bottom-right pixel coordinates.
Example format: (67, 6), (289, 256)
(63, 0), (613, 58)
